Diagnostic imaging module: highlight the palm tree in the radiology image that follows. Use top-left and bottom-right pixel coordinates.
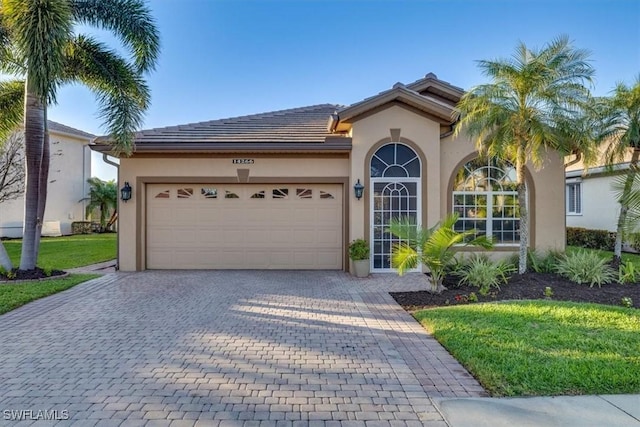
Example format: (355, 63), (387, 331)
(454, 36), (594, 274)
(599, 76), (640, 264)
(83, 177), (117, 232)
(0, 0), (159, 270)
(389, 214), (493, 292)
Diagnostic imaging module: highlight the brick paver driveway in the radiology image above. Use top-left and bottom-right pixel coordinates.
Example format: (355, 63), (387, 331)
(0, 271), (484, 426)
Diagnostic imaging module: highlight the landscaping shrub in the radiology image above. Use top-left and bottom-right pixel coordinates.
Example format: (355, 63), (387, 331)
(456, 255), (515, 295)
(527, 249), (563, 273)
(618, 260), (639, 284)
(555, 249), (616, 287)
(566, 227), (616, 251)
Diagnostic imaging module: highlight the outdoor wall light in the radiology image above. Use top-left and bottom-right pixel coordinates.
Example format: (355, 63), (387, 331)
(120, 182), (132, 202)
(353, 179), (365, 200)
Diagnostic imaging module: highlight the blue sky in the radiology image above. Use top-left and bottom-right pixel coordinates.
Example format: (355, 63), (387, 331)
(47, 0), (640, 179)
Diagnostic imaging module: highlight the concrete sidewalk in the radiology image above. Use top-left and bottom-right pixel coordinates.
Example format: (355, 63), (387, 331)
(434, 394), (640, 426)
(66, 258), (116, 274)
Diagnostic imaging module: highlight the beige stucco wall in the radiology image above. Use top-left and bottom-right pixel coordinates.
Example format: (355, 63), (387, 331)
(347, 105), (566, 258)
(117, 156), (349, 271)
(0, 132), (91, 238)
(348, 105), (442, 242)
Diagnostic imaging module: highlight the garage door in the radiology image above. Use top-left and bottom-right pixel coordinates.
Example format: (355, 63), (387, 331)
(146, 183), (343, 269)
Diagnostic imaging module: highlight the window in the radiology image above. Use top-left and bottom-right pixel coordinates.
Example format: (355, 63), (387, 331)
(250, 191), (265, 199)
(201, 188), (217, 199)
(155, 190), (170, 199)
(566, 181), (582, 215)
(272, 188), (289, 199)
(296, 188), (312, 199)
(452, 157), (520, 244)
(177, 188), (194, 199)
(225, 190), (239, 199)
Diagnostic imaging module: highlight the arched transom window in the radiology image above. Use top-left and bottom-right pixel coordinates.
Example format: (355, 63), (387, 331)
(452, 157), (520, 244)
(370, 143), (420, 178)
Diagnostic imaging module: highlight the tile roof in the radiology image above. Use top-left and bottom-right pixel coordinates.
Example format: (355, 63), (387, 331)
(98, 104), (343, 145)
(48, 120), (95, 139)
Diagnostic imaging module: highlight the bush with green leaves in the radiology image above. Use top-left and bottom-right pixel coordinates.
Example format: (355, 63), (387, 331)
(618, 260), (639, 284)
(566, 227), (616, 251)
(348, 239), (370, 261)
(527, 249), (563, 273)
(555, 250), (616, 287)
(388, 214), (493, 293)
(456, 255), (515, 295)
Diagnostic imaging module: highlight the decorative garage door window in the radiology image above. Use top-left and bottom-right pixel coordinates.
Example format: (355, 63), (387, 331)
(201, 188), (217, 198)
(452, 157), (520, 244)
(370, 143), (421, 271)
(177, 188), (193, 198)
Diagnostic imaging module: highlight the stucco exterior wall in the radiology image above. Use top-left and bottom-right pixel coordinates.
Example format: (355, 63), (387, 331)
(348, 105), (441, 243)
(0, 133), (91, 238)
(117, 156), (350, 271)
(566, 175), (619, 232)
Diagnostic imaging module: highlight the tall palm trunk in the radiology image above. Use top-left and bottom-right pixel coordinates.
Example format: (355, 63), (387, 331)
(613, 149), (640, 265)
(0, 241), (12, 271)
(516, 144), (529, 274)
(19, 84), (45, 271)
(33, 112), (50, 262)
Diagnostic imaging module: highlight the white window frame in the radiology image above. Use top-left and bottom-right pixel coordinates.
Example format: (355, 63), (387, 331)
(566, 179), (582, 215)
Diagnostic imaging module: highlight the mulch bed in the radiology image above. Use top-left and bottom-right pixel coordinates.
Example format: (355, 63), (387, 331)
(0, 267), (66, 282)
(391, 272), (640, 311)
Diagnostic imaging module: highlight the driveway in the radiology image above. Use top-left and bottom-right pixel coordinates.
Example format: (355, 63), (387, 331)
(0, 271), (484, 426)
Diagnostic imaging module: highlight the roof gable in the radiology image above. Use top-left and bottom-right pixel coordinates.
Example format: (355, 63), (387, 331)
(329, 73), (461, 133)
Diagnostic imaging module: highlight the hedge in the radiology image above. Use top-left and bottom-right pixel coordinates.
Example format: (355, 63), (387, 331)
(566, 227), (616, 251)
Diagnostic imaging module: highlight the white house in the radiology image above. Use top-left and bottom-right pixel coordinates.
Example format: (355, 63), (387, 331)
(0, 121), (94, 238)
(565, 146), (633, 232)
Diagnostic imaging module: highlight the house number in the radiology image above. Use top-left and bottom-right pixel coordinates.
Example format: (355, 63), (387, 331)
(232, 159), (254, 164)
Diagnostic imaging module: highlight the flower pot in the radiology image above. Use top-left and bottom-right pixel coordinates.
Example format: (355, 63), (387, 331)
(353, 259), (370, 278)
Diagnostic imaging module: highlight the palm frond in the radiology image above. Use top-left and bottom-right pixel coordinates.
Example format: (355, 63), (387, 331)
(3, 0), (72, 102)
(390, 243), (420, 276)
(0, 79), (25, 143)
(70, 0), (160, 73)
(62, 35), (150, 155)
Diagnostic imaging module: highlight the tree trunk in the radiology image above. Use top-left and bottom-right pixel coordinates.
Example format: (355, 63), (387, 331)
(0, 241), (12, 271)
(613, 149), (640, 265)
(33, 112), (50, 263)
(516, 146), (528, 274)
(19, 85), (45, 271)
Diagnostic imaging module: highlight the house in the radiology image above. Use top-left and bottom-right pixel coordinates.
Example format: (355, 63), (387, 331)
(0, 121), (94, 238)
(92, 73), (566, 272)
(565, 144), (633, 232)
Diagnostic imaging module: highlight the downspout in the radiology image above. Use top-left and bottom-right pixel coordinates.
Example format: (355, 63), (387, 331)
(101, 151), (120, 270)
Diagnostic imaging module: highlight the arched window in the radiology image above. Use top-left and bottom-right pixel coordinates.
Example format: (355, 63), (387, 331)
(370, 143), (421, 271)
(452, 157), (520, 244)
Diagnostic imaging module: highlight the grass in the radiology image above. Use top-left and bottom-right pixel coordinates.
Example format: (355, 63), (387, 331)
(0, 274), (99, 315)
(414, 300), (640, 397)
(3, 233), (116, 270)
(567, 245), (640, 266)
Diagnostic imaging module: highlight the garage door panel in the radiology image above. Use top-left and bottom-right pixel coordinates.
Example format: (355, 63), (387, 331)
(147, 183), (343, 269)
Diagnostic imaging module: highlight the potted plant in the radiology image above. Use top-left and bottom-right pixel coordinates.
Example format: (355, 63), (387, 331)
(349, 239), (370, 278)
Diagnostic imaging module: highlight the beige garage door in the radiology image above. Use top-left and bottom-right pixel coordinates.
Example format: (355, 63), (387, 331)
(146, 183), (343, 269)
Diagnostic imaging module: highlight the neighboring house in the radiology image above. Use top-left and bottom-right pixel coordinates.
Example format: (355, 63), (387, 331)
(0, 121), (94, 238)
(565, 144), (632, 232)
(92, 73), (565, 272)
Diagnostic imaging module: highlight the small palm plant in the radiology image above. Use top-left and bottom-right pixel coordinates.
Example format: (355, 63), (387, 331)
(83, 178), (117, 232)
(388, 214), (493, 292)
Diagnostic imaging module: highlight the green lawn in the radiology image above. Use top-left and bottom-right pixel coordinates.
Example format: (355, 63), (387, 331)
(0, 274), (99, 315)
(3, 233), (116, 270)
(415, 300), (640, 397)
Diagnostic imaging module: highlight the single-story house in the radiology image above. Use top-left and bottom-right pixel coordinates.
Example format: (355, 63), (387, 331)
(0, 121), (94, 238)
(92, 73), (566, 272)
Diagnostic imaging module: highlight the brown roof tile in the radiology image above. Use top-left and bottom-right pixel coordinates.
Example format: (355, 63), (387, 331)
(95, 104), (343, 145)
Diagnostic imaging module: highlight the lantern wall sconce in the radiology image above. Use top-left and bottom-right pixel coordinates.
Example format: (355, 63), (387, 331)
(120, 182), (132, 202)
(353, 179), (364, 200)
